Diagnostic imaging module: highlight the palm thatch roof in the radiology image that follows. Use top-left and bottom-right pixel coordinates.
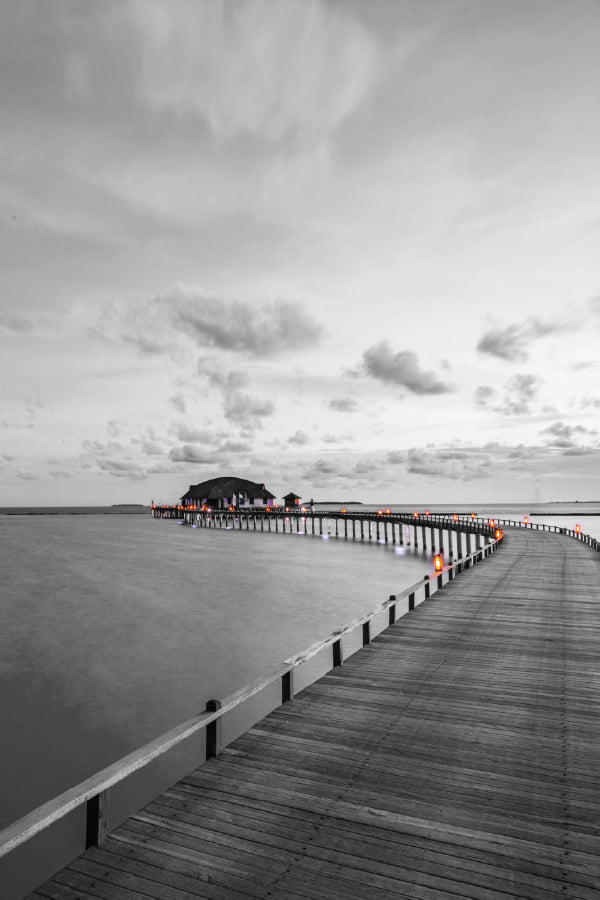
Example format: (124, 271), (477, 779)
(181, 476), (275, 503)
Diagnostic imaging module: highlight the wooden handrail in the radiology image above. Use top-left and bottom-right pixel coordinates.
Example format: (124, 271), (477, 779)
(0, 529), (505, 860)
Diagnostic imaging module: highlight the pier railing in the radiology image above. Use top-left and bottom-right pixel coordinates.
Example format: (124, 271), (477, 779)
(0, 526), (504, 873)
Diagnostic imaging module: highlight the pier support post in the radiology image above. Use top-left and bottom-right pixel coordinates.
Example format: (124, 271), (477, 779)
(457, 531), (463, 559)
(389, 595), (396, 625)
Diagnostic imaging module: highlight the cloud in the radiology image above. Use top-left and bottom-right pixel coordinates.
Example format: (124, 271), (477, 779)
(474, 374), (538, 416)
(170, 288), (321, 356)
(0, 311), (34, 335)
(406, 446), (491, 481)
(216, 439), (251, 454)
(115, 0), (376, 143)
(288, 430), (309, 445)
(96, 458), (147, 479)
(359, 342), (452, 394)
(476, 317), (562, 361)
(16, 468), (37, 480)
(169, 444), (218, 464)
(328, 397), (358, 412)
(170, 394), (187, 413)
(223, 391), (275, 429)
(541, 420), (597, 450)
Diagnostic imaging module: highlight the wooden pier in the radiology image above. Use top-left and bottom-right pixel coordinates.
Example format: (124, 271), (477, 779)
(24, 526), (600, 899)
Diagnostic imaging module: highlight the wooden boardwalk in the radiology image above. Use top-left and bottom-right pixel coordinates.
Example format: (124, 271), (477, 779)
(30, 528), (600, 899)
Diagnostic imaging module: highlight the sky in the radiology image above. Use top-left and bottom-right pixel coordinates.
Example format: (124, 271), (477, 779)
(1, 0), (600, 506)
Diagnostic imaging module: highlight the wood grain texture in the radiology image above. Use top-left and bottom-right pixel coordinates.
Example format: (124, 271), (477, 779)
(29, 529), (600, 899)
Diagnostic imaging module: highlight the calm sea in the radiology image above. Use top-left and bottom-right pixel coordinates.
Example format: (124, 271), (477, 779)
(1, 511), (429, 830)
(2, 502), (599, 832)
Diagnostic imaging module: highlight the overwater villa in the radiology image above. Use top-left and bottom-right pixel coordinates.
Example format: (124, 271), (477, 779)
(181, 476), (276, 510)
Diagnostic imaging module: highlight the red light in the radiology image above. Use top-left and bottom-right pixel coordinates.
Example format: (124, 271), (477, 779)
(433, 554), (443, 572)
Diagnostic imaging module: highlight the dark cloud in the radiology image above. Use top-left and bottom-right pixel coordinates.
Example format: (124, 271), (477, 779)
(328, 397), (358, 412)
(359, 342), (452, 394)
(476, 317), (561, 361)
(168, 288), (321, 356)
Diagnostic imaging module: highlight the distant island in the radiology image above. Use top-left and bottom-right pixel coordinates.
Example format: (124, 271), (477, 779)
(316, 501), (364, 506)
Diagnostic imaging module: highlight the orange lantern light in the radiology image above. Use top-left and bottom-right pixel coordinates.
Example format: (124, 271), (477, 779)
(413, 511), (418, 518)
(524, 516), (528, 524)
(489, 519), (495, 527)
(495, 529), (503, 540)
(341, 508), (347, 513)
(471, 512), (476, 519)
(425, 510), (430, 516)
(433, 554), (443, 572)
(377, 509), (383, 516)
(385, 508), (391, 515)
(575, 524), (581, 534)
(452, 514), (458, 521)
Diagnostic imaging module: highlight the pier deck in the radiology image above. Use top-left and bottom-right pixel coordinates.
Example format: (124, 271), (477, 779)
(30, 528), (600, 899)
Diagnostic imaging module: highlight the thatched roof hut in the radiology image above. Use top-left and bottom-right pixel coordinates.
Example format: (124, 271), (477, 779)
(181, 476), (275, 509)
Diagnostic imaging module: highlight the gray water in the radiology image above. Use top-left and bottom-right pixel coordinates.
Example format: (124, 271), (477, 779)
(0, 513), (431, 829)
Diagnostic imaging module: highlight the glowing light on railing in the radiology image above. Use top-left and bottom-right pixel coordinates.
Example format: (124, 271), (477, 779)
(575, 523), (581, 533)
(385, 508), (391, 514)
(524, 516), (529, 524)
(377, 509), (383, 516)
(413, 511), (418, 518)
(495, 529), (503, 540)
(425, 510), (430, 516)
(471, 513), (476, 519)
(452, 514), (458, 521)
(341, 508), (347, 513)
(489, 519), (495, 527)
(433, 554), (443, 572)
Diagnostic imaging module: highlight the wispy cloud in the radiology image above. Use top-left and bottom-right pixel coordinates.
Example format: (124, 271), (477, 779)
(169, 445), (218, 464)
(358, 341), (452, 394)
(114, 0), (377, 143)
(0, 311), (34, 335)
(476, 317), (563, 361)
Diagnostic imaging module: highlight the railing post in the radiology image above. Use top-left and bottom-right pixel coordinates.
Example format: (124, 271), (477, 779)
(362, 621), (371, 645)
(282, 670), (294, 703)
(408, 591), (415, 611)
(205, 699), (222, 759)
(85, 790), (108, 848)
(424, 575), (430, 599)
(388, 595), (396, 625)
(332, 638), (343, 667)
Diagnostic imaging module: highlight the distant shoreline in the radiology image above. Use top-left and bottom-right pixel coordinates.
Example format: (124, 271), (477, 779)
(0, 506), (150, 516)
